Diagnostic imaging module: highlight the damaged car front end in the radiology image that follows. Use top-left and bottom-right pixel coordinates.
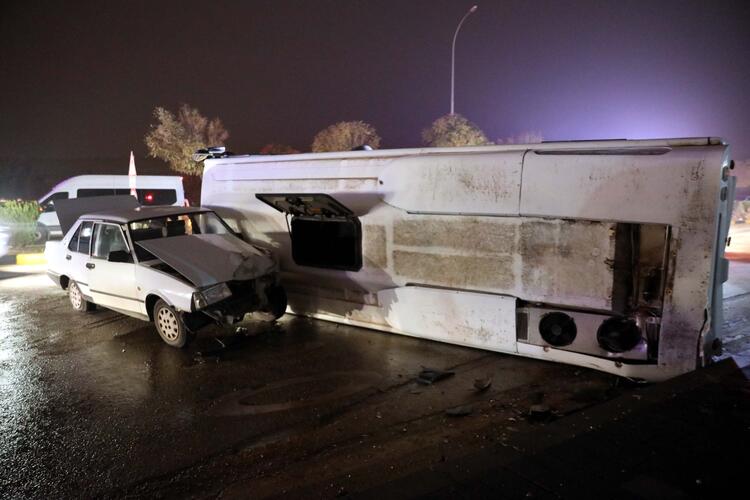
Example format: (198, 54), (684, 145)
(132, 219), (287, 344)
(186, 274), (286, 331)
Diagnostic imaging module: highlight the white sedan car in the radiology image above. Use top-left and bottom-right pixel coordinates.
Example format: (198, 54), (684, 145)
(45, 196), (286, 347)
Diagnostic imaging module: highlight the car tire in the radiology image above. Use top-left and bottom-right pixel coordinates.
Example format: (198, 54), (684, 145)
(68, 280), (96, 312)
(256, 285), (288, 322)
(153, 299), (188, 348)
(33, 225), (48, 244)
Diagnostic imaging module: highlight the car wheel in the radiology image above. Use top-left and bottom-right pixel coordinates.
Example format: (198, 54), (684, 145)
(68, 280), (95, 312)
(153, 299), (188, 348)
(33, 226), (48, 244)
(256, 285), (288, 322)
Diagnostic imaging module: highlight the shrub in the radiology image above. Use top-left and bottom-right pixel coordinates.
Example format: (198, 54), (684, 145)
(0, 200), (40, 247)
(312, 121), (381, 152)
(422, 114), (491, 147)
(145, 104), (229, 176)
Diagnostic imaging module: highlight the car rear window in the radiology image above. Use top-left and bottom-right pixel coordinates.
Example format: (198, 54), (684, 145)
(67, 221), (94, 254)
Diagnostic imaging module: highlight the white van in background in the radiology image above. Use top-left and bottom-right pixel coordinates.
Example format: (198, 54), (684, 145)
(37, 175), (184, 242)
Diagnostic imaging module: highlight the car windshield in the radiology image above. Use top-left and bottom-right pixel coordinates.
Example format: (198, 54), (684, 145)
(128, 211), (231, 261)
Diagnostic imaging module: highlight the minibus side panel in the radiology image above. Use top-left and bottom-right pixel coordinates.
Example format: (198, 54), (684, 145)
(201, 142), (732, 381)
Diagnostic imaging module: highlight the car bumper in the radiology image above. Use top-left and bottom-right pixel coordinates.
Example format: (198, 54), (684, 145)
(46, 271), (62, 288)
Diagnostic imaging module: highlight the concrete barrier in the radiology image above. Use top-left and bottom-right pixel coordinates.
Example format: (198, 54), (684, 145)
(0, 253), (46, 266)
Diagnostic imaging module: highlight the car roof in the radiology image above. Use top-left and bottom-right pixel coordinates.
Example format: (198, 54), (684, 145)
(79, 205), (209, 224)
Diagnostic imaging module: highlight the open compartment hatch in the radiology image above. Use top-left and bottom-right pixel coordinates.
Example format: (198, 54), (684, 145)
(256, 193), (362, 271)
(256, 193), (353, 218)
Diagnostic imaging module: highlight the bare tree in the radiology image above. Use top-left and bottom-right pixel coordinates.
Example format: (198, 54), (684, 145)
(496, 131), (543, 145)
(145, 104), (229, 175)
(311, 121), (381, 152)
(422, 114), (491, 147)
(260, 143), (300, 155)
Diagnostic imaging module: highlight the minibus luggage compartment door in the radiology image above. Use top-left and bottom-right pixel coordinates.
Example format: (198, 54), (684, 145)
(256, 193), (362, 271)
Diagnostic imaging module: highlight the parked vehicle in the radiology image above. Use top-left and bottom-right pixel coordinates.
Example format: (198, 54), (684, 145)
(201, 137), (735, 382)
(37, 175), (185, 242)
(45, 195), (286, 347)
(0, 223), (9, 258)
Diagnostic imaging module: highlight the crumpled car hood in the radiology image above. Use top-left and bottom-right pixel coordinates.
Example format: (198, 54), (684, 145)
(136, 234), (276, 288)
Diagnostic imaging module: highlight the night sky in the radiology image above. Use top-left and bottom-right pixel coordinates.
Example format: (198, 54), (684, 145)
(2, 0), (749, 161)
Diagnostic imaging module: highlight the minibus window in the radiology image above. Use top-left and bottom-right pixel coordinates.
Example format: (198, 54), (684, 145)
(135, 189), (177, 205)
(40, 192), (69, 213)
(78, 189), (115, 197)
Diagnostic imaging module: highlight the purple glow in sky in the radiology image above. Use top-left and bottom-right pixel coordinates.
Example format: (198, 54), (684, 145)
(1, 0), (749, 160)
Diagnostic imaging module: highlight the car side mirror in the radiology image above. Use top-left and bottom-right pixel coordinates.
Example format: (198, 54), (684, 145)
(108, 250), (130, 263)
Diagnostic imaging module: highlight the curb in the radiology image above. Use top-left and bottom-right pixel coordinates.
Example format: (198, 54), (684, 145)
(0, 253), (46, 266)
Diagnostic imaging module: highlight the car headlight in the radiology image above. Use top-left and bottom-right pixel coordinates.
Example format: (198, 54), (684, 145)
(192, 283), (232, 310)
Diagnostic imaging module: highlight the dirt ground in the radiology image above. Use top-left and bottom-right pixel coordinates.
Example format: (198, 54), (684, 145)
(0, 265), (748, 498)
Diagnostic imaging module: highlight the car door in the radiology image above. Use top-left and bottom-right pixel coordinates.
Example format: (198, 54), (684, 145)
(65, 221), (94, 295)
(87, 222), (139, 313)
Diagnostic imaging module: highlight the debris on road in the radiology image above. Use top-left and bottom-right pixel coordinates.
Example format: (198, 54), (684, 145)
(473, 377), (492, 392)
(529, 403), (550, 415)
(445, 404), (474, 417)
(527, 403), (554, 423)
(416, 367), (455, 385)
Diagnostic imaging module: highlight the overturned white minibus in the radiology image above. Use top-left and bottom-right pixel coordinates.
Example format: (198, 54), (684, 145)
(201, 138), (735, 381)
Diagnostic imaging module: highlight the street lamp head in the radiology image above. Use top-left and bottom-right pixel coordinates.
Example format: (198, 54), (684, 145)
(450, 4), (480, 115)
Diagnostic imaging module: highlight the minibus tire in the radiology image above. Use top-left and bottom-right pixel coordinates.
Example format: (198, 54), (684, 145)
(33, 226), (48, 244)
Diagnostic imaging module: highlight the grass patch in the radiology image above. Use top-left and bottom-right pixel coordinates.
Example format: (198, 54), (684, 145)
(0, 200), (41, 247)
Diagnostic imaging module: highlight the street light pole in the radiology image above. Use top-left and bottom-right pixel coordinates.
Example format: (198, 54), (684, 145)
(451, 5), (478, 115)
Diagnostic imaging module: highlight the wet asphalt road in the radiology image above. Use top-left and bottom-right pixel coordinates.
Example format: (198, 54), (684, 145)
(0, 267), (748, 498)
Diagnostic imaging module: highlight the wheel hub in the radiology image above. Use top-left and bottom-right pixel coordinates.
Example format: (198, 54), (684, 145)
(69, 284), (81, 309)
(157, 308), (179, 341)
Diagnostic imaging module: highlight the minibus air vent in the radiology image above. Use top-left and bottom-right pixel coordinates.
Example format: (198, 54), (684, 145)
(539, 312), (577, 347)
(597, 316), (642, 353)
